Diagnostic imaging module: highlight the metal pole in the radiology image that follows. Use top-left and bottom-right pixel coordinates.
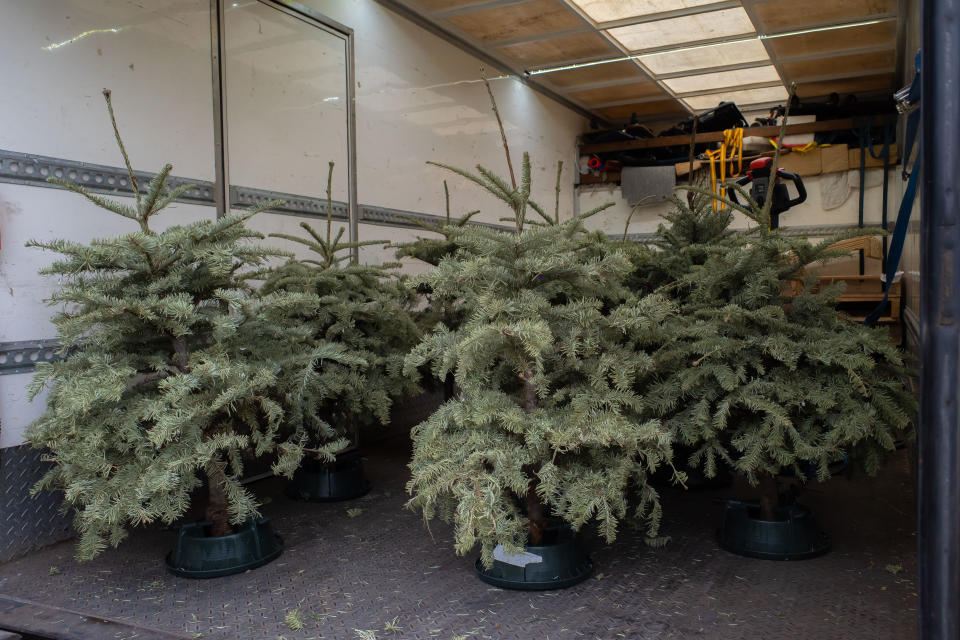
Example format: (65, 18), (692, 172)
(210, 0), (230, 217)
(918, 0), (960, 636)
(345, 30), (360, 264)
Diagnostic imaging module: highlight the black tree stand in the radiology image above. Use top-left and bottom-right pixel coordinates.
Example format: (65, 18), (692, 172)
(286, 451), (371, 502)
(716, 500), (830, 560)
(166, 517), (283, 578)
(475, 525), (592, 590)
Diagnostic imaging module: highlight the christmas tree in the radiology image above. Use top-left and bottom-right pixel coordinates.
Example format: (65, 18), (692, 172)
(393, 181), (480, 399)
(404, 152), (677, 567)
(255, 163), (421, 441)
(25, 91), (352, 559)
(644, 184), (916, 520)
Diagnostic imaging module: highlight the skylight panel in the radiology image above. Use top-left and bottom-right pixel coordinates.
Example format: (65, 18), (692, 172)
(570, 0), (719, 24)
(664, 65), (781, 94)
(683, 85), (788, 110)
(638, 39), (770, 75)
(606, 7), (756, 52)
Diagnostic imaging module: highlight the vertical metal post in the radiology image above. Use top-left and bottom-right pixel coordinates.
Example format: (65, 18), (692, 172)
(210, 0), (230, 218)
(345, 30), (360, 263)
(918, 0), (960, 636)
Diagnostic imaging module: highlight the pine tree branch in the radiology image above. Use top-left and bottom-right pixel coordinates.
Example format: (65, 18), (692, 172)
(481, 69), (516, 190)
(102, 89), (140, 206)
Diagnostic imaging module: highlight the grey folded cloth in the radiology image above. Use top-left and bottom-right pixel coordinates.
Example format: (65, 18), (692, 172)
(621, 166), (675, 205)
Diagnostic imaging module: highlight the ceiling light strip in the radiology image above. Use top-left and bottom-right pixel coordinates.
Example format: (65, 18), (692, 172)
(527, 17), (898, 76)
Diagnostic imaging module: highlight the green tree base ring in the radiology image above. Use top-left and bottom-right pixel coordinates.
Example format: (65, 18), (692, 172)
(286, 454), (371, 502)
(475, 528), (593, 590)
(717, 502), (830, 560)
(165, 517), (283, 579)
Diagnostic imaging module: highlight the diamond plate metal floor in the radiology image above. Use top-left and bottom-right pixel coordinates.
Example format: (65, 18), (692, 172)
(0, 435), (917, 640)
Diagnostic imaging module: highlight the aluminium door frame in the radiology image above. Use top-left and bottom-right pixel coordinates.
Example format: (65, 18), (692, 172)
(210, 0), (360, 262)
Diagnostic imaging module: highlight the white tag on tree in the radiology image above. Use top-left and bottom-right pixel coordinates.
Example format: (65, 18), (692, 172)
(493, 544), (543, 567)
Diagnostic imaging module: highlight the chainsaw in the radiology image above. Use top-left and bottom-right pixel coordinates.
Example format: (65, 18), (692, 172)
(726, 157), (807, 229)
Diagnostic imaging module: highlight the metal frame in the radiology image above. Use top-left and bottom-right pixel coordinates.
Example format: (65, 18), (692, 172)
(918, 0), (960, 635)
(210, 0), (360, 260)
(0, 340), (62, 376)
(210, 0), (230, 216)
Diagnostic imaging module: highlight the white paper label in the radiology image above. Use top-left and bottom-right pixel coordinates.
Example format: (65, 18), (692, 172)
(493, 544), (543, 567)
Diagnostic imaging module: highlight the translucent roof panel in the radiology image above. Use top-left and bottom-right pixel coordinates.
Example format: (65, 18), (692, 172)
(663, 65), (782, 94)
(683, 85), (789, 110)
(570, 0), (719, 25)
(606, 8), (756, 52)
(639, 39), (770, 75)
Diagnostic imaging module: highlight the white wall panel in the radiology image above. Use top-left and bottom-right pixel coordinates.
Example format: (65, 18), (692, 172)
(0, 184), (211, 344)
(223, 3), (351, 202)
(0, 0), (215, 182)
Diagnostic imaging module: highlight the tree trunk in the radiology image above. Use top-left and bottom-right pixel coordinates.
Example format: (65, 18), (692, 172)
(520, 371), (547, 545)
(205, 461), (234, 538)
(525, 481), (547, 546)
(443, 372), (455, 402)
(757, 472), (780, 521)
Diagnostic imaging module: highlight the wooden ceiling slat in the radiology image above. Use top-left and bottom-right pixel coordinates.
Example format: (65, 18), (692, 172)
(405, 0), (493, 12)
(447, 0), (586, 42)
(766, 21), (896, 58)
(750, 0), (897, 33)
(497, 31), (618, 66)
(569, 82), (668, 105)
(794, 73), (896, 98)
(595, 99), (688, 121)
(782, 50), (896, 80)
(540, 61), (648, 88)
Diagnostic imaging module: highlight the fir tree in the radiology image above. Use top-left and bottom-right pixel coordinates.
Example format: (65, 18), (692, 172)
(25, 91), (351, 559)
(644, 186), (916, 520)
(255, 162), (421, 441)
(619, 190), (735, 299)
(404, 153), (677, 567)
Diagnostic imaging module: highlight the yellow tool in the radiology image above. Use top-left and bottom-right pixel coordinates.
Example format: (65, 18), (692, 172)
(705, 128), (744, 210)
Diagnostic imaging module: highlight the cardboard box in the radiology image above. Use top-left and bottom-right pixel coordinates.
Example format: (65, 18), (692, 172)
(849, 143), (899, 168)
(778, 147), (821, 176)
(820, 144), (849, 173)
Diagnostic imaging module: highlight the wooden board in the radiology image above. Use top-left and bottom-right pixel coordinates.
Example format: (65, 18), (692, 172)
(821, 144), (850, 173)
(778, 148), (822, 176)
(540, 60), (648, 89)
(765, 21), (897, 58)
(594, 100), (688, 122)
(405, 0), (487, 11)
(750, 0), (897, 32)
(782, 50), (896, 80)
(447, 0), (586, 42)
(497, 32), (618, 67)
(569, 82), (667, 106)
